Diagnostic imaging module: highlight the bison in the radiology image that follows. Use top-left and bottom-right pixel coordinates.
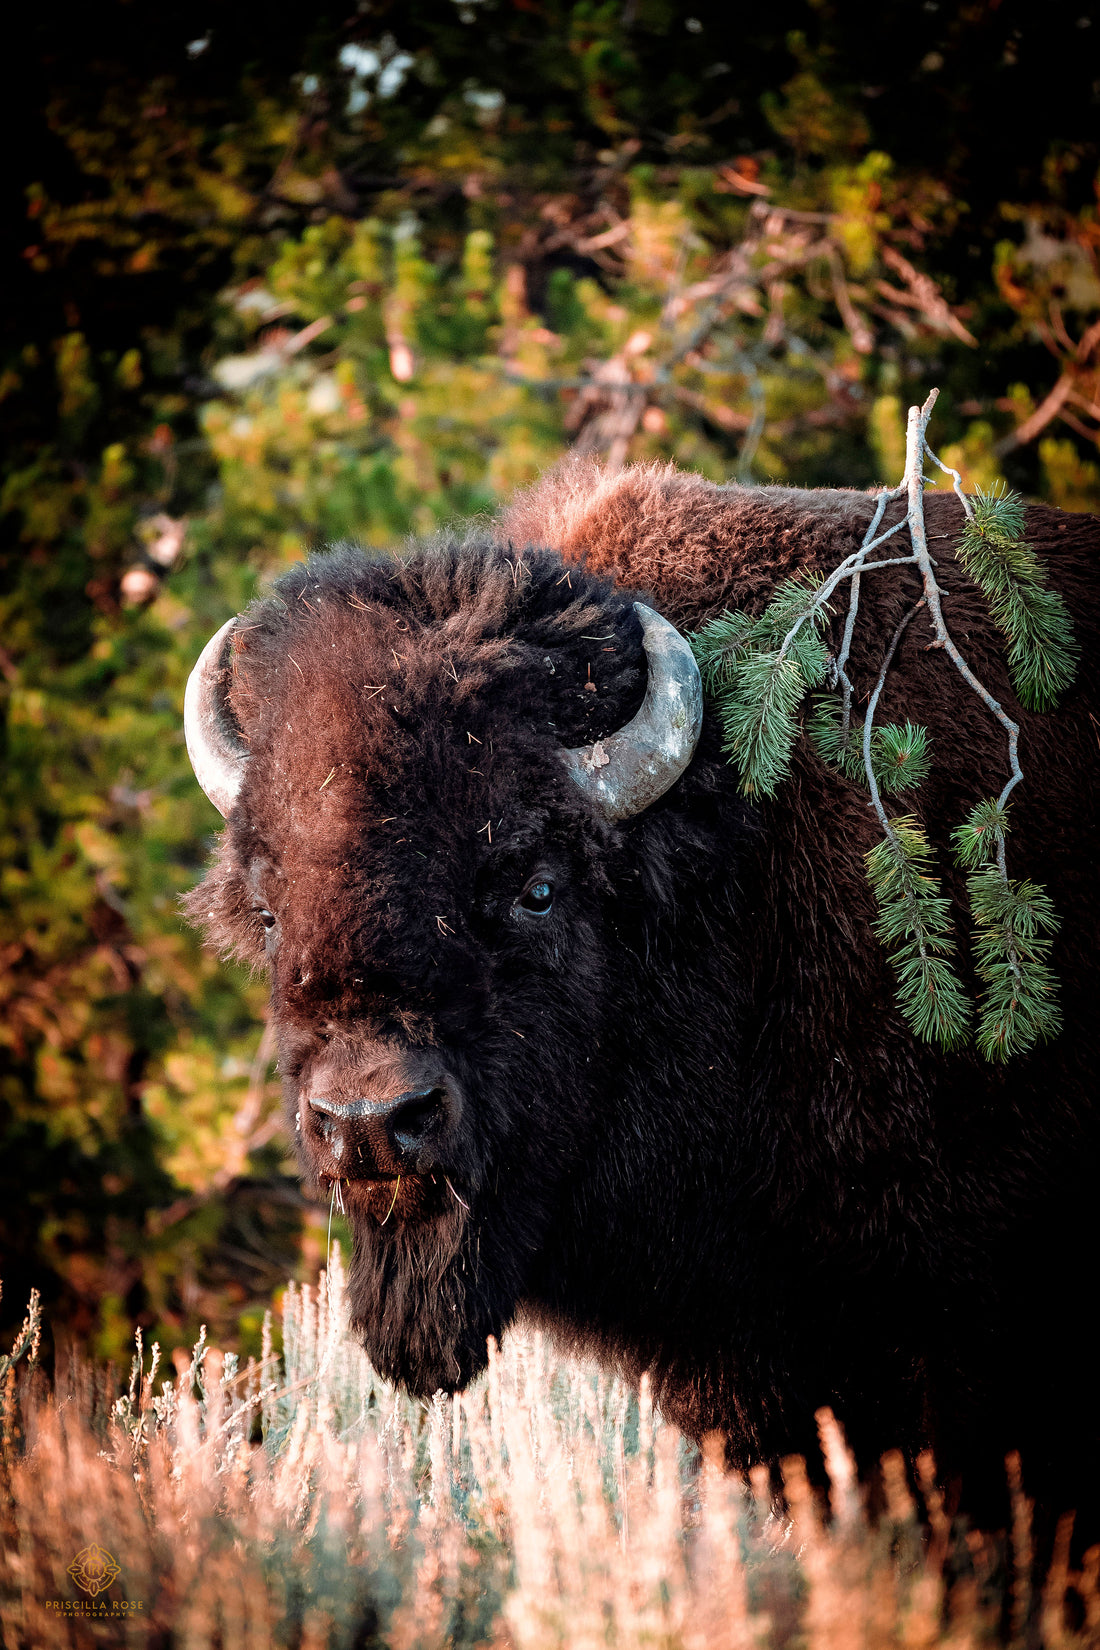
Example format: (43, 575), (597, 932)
(183, 460), (1099, 1527)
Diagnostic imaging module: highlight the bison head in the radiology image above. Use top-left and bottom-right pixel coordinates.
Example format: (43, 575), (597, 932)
(183, 537), (724, 1398)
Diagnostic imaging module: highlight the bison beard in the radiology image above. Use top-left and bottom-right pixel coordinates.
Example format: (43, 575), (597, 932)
(183, 461), (1100, 1534)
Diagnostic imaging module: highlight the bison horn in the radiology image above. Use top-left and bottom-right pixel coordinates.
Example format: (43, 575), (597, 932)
(563, 602), (703, 821)
(183, 616), (249, 817)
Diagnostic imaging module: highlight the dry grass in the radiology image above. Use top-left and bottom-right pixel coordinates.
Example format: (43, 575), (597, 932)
(1, 1252), (1097, 1649)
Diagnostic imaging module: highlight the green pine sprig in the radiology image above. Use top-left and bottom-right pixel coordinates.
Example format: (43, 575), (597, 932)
(691, 464), (1074, 1063)
(808, 695), (930, 795)
(967, 868), (1062, 1061)
(874, 722), (931, 794)
(957, 487), (1078, 711)
(690, 573), (831, 797)
(950, 795), (1011, 869)
(865, 817), (971, 1049)
(714, 649), (807, 797)
(688, 607), (755, 692)
(949, 797), (1062, 1060)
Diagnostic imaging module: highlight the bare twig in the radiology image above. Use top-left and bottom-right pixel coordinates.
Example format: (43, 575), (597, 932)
(827, 249), (874, 355)
(504, 192), (970, 468)
(879, 246), (978, 346)
(922, 442), (975, 523)
(904, 393), (1024, 811)
(836, 484), (907, 737)
(862, 599), (928, 839)
(774, 534), (917, 671)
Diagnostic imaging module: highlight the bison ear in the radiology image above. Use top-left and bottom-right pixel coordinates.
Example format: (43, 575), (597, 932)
(181, 847), (265, 966)
(184, 616), (250, 818)
(563, 602), (703, 821)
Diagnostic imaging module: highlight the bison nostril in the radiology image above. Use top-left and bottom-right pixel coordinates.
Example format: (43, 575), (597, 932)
(305, 1084), (458, 1173)
(388, 1087), (449, 1154)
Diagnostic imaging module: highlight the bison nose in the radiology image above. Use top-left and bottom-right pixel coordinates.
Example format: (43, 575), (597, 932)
(307, 1086), (458, 1175)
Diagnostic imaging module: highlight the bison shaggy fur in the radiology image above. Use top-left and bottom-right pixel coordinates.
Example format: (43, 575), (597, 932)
(186, 461), (1100, 1528)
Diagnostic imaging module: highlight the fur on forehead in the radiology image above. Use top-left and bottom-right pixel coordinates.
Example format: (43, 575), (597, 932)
(186, 533), (648, 967)
(223, 533), (648, 756)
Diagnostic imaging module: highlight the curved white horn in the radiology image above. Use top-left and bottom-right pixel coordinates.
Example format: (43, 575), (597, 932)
(562, 602), (703, 821)
(183, 616), (249, 817)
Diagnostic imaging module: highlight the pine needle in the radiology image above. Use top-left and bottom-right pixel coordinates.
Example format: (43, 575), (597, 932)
(873, 722), (931, 795)
(866, 817), (970, 1049)
(950, 796), (1011, 870)
(691, 573), (832, 797)
(807, 694), (867, 781)
(957, 486), (1078, 711)
(692, 432), (1075, 1065)
(809, 697), (930, 794)
(716, 649), (806, 797)
(967, 868), (1062, 1061)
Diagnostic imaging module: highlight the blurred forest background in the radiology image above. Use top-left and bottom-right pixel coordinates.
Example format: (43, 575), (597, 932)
(2, 0), (1098, 1364)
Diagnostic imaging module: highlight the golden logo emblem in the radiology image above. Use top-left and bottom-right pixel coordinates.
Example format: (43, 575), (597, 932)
(67, 1545), (121, 1598)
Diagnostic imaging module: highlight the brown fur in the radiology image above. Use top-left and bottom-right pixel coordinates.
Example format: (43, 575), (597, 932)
(500, 456), (879, 628)
(185, 461), (1100, 1534)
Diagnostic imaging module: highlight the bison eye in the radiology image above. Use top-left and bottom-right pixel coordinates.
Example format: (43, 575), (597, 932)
(516, 879), (554, 917)
(256, 908), (277, 931)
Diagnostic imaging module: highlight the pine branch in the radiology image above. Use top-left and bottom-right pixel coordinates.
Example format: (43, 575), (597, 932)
(835, 483), (908, 738)
(1001, 586), (1078, 713)
(950, 797), (1063, 1059)
(855, 595), (970, 1046)
(691, 573), (832, 797)
(866, 819), (971, 1049)
(922, 440), (976, 524)
(969, 486), (1025, 543)
(714, 648), (808, 797)
(956, 487), (1078, 711)
(809, 697), (930, 794)
(951, 795), (1011, 872)
(807, 693), (867, 780)
(758, 571), (831, 641)
(902, 396), (1026, 813)
(967, 868), (1062, 1061)
(873, 722), (931, 794)
(690, 608), (755, 692)
(692, 388), (1075, 1063)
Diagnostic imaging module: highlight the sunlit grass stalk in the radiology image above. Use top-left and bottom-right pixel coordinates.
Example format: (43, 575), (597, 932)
(2, 1263), (1093, 1648)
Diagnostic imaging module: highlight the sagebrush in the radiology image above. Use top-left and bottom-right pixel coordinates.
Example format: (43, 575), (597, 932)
(1, 1255), (1097, 1649)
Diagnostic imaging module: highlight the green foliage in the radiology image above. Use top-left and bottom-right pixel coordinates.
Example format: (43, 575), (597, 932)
(865, 820), (971, 1050)
(966, 869), (1062, 1062)
(714, 650), (808, 799)
(949, 799), (1063, 1061)
(957, 487), (1078, 710)
(950, 795), (1012, 870)
(808, 696), (930, 795)
(870, 722), (931, 795)
(700, 479), (1071, 1057)
(687, 608), (756, 691)
(806, 693), (866, 780)
(690, 575), (829, 796)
